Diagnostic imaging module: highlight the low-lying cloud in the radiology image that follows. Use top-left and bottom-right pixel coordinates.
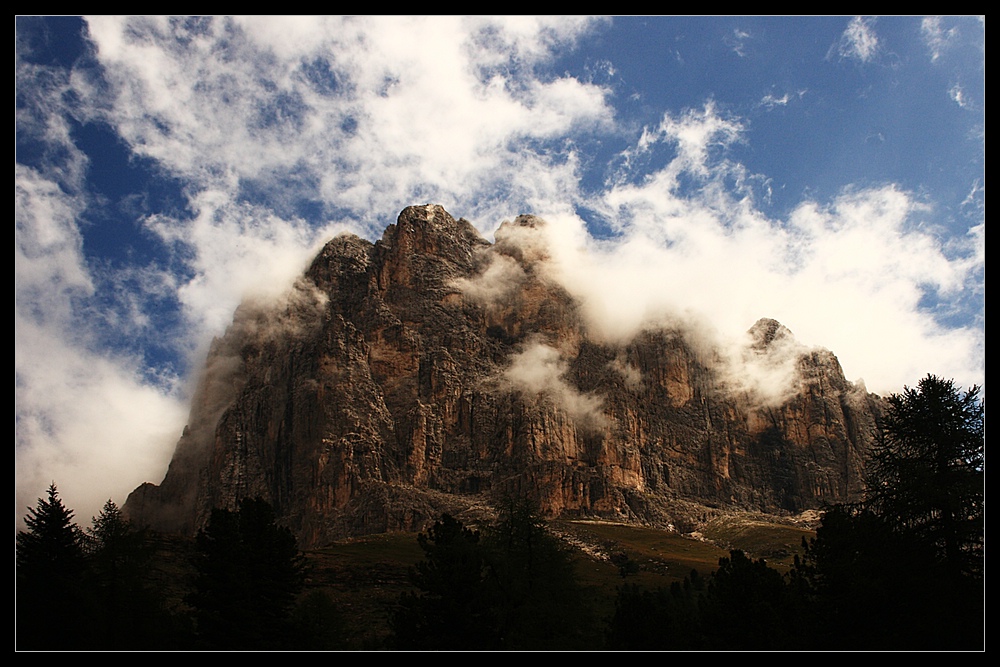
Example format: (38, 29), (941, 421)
(504, 340), (607, 430)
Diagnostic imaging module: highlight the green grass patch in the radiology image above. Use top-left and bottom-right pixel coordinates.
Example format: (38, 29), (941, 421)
(698, 517), (815, 570)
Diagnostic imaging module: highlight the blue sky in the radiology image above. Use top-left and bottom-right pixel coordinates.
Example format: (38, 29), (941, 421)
(16, 16), (984, 525)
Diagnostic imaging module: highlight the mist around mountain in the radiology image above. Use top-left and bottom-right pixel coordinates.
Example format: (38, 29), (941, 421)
(120, 205), (886, 548)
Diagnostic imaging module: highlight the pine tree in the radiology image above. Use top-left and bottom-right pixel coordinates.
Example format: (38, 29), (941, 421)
(791, 375), (985, 649)
(188, 497), (305, 649)
(16, 484), (84, 574)
(16, 484), (90, 649)
(87, 499), (165, 648)
(392, 514), (493, 649)
(865, 374), (984, 578)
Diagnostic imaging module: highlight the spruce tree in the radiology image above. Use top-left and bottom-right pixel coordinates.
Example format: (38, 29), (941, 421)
(87, 500), (166, 648)
(392, 514), (492, 649)
(16, 484), (90, 649)
(188, 497), (305, 649)
(865, 374), (984, 578)
(792, 375), (985, 649)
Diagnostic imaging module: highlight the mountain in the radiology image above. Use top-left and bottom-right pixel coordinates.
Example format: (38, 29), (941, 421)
(125, 205), (884, 547)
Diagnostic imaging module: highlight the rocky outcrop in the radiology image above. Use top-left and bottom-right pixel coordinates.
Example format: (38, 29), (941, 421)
(125, 205), (884, 546)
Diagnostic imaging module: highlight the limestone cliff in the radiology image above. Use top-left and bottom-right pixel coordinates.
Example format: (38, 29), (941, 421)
(125, 205), (884, 546)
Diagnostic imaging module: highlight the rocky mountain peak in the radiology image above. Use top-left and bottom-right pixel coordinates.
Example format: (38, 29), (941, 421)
(380, 204), (486, 261)
(747, 317), (795, 350)
(125, 205), (884, 547)
(372, 205), (488, 299)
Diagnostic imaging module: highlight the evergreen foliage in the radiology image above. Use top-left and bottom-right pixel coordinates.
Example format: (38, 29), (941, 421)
(864, 374), (984, 578)
(393, 498), (596, 650)
(484, 497), (595, 649)
(791, 374), (985, 649)
(699, 549), (803, 649)
(16, 483), (85, 579)
(188, 497), (305, 649)
(607, 572), (704, 649)
(609, 551), (807, 650)
(15, 484), (90, 649)
(16, 489), (184, 649)
(393, 513), (493, 649)
(86, 499), (173, 648)
(15, 483), (92, 650)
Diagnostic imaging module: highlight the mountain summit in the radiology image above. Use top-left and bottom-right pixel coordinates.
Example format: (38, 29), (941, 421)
(125, 205), (883, 547)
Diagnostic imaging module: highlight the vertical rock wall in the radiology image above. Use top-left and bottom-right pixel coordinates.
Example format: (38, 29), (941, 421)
(125, 205), (883, 547)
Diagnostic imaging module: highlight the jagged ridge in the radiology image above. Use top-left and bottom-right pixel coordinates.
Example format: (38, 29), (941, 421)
(125, 205), (883, 547)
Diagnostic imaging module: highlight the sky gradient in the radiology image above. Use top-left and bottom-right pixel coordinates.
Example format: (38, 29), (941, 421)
(16, 16), (984, 527)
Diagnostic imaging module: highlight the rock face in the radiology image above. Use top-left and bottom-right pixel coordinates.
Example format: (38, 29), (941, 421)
(125, 205), (884, 547)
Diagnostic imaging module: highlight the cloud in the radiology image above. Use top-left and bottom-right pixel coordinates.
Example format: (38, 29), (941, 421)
(504, 340), (607, 430)
(451, 251), (527, 306)
(949, 83), (970, 108)
(508, 103), (984, 398)
(759, 89), (806, 110)
(15, 163), (189, 529)
(836, 16), (879, 63)
(921, 16), (959, 62)
(83, 16), (612, 230)
(760, 92), (790, 109)
(615, 102), (743, 189)
(15, 166), (93, 319)
(725, 28), (751, 58)
(15, 317), (188, 532)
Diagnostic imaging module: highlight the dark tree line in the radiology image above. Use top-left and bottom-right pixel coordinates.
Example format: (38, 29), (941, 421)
(609, 550), (816, 650)
(392, 497), (599, 650)
(16, 491), (314, 650)
(608, 374), (984, 650)
(15, 487), (180, 649)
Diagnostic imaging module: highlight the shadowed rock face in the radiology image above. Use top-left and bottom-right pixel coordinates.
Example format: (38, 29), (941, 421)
(125, 205), (884, 547)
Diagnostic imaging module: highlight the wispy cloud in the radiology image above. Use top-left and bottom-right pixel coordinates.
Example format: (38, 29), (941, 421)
(921, 16), (959, 62)
(949, 83), (971, 108)
(725, 28), (751, 57)
(757, 89), (806, 111)
(835, 16), (880, 63)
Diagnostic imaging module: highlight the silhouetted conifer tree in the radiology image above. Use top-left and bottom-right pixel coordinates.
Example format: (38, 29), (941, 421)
(393, 499), (597, 650)
(86, 499), (173, 648)
(16, 484), (90, 649)
(392, 514), (493, 649)
(188, 497), (305, 649)
(792, 375), (985, 649)
(865, 374), (984, 579)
